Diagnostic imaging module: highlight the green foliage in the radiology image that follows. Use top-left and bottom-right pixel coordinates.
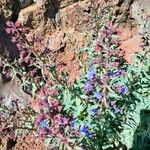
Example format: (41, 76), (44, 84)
(119, 17), (150, 149)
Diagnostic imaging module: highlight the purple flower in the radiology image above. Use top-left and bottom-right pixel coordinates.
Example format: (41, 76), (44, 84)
(86, 131), (96, 138)
(39, 119), (49, 129)
(114, 107), (121, 114)
(120, 85), (128, 95)
(108, 70), (115, 77)
(60, 117), (69, 125)
(108, 69), (123, 77)
(80, 126), (89, 134)
(110, 101), (116, 107)
(84, 82), (93, 92)
(37, 128), (48, 137)
(35, 114), (45, 127)
(94, 92), (102, 100)
(116, 69), (123, 76)
(114, 84), (128, 95)
(71, 119), (77, 127)
(113, 83), (120, 88)
(87, 69), (96, 80)
(90, 108), (98, 115)
(114, 107), (123, 114)
(80, 126), (95, 138)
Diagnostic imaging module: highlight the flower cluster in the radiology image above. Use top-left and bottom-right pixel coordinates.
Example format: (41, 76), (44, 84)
(6, 21), (31, 63)
(83, 22), (128, 110)
(34, 86), (78, 148)
(4, 21), (58, 95)
(67, 22), (130, 147)
(80, 125), (95, 137)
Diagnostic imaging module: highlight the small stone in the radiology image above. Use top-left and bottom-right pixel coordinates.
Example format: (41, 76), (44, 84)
(0, 73), (31, 109)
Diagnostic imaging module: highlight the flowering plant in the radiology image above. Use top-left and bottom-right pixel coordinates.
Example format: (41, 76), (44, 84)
(59, 21), (130, 149)
(0, 15), (149, 149)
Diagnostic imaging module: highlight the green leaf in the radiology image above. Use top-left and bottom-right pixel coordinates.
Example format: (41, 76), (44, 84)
(62, 89), (74, 111)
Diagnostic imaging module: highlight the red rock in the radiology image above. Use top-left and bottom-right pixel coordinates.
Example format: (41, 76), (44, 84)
(120, 34), (143, 63)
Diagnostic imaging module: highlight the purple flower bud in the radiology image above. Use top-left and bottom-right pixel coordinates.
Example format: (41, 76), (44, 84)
(120, 86), (128, 95)
(90, 108), (98, 115)
(37, 128), (48, 137)
(84, 82), (93, 92)
(80, 126), (95, 138)
(114, 107), (121, 114)
(80, 126), (89, 134)
(113, 83), (120, 88)
(114, 84), (128, 95)
(94, 92), (102, 100)
(108, 69), (123, 77)
(114, 107), (123, 114)
(60, 117), (70, 125)
(110, 101), (116, 106)
(71, 119), (77, 127)
(15, 21), (21, 27)
(35, 114), (45, 126)
(116, 69), (123, 76)
(86, 131), (96, 138)
(5, 28), (11, 34)
(87, 69), (96, 80)
(39, 119), (49, 129)
(6, 21), (13, 27)
(108, 70), (115, 77)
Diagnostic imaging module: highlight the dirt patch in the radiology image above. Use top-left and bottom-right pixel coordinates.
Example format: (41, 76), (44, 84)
(12, 134), (45, 150)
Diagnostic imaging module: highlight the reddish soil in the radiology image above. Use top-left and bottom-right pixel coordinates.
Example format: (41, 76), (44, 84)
(119, 26), (143, 63)
(12, 134), (45, 150)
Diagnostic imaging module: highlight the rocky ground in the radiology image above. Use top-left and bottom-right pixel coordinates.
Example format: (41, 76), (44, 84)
(0, 0), (149, 149)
